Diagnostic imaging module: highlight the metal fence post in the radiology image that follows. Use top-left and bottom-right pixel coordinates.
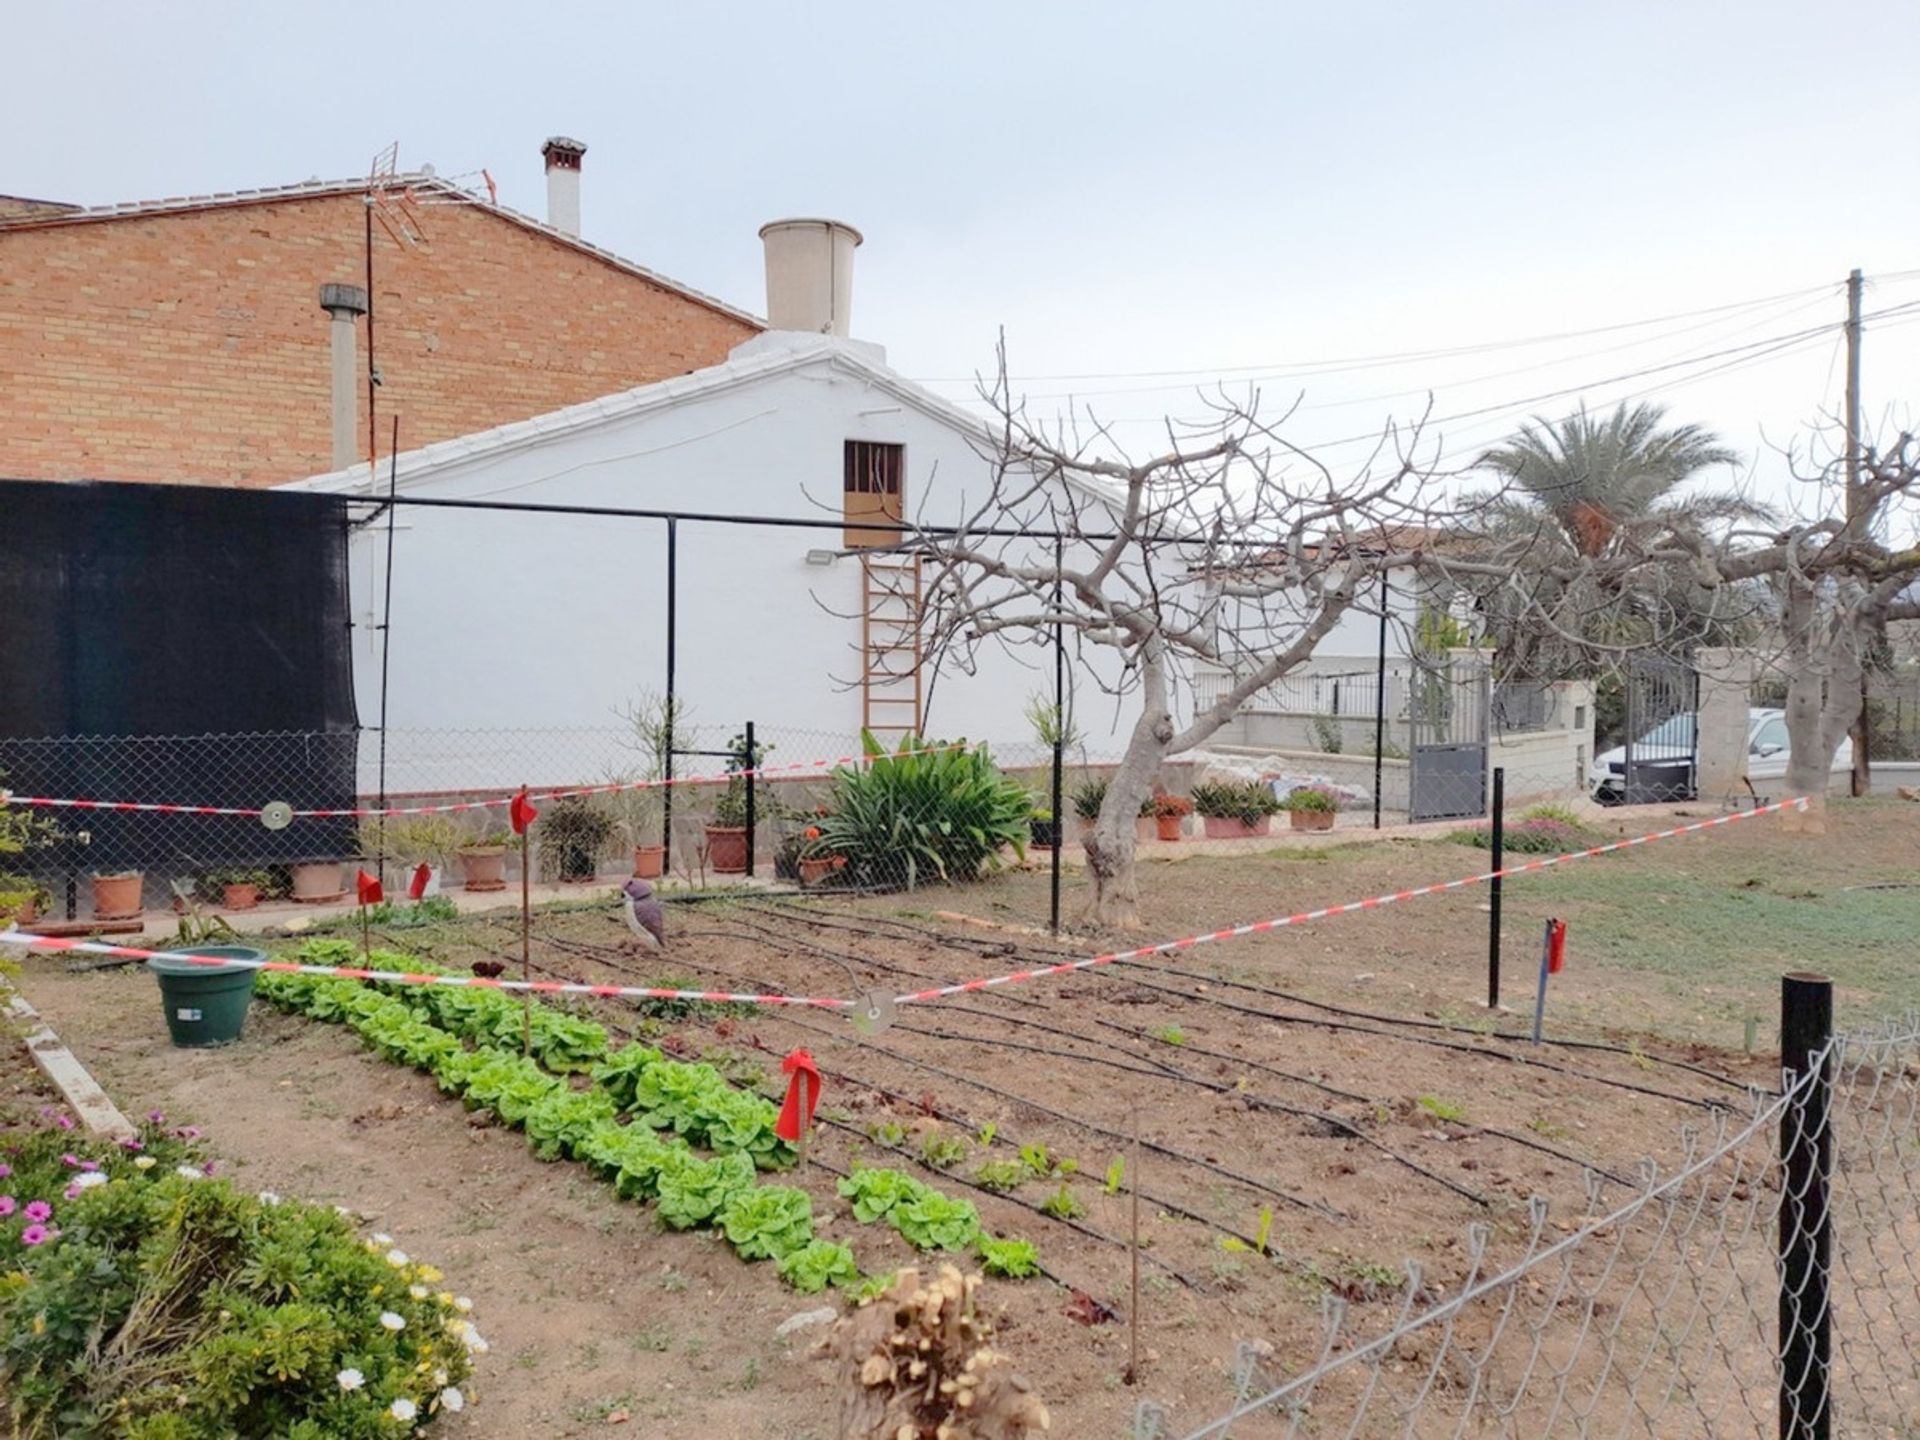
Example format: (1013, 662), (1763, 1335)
(1487, 765), (1505, 1008)
(662, 517), (678, 869)
(1780, 971), (1833, 1440)
(1373, 572), (1388, 830)
(743, 720), (757, 880)
(1050, 539), (1065, 935)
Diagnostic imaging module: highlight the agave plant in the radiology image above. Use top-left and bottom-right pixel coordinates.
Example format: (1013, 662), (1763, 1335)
(813, 731), (1030, 889)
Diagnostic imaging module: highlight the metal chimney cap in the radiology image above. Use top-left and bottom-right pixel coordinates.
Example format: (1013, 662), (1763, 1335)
(318, 282), (369, 317)
(542, 136), (587, 169)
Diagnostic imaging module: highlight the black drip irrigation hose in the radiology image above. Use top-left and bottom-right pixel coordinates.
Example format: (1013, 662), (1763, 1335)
(507, 921), (1346, 1224)
(761, 898), (1748, 1094)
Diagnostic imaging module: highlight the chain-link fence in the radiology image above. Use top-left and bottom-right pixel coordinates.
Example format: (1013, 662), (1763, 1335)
(1136, 990), (1920, 1439)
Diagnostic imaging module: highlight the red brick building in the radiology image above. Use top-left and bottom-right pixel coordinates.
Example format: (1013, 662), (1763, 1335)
(0, 152), (762, 487)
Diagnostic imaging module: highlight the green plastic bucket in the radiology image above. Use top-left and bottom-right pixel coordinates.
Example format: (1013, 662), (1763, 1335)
(146, 946), (264, 1048)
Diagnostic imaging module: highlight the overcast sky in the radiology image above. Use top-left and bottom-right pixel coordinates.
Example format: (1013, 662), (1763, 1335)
(8, 1), (1918, 514)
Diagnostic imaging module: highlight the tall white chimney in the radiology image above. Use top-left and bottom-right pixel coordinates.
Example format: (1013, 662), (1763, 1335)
(541, 136), (586, 236)
(317, 283), (368, 470)
(758, 218), (862, 335)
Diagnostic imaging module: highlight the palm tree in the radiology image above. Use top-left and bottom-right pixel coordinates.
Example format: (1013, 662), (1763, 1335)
(1471, 401), (1755, 556)
(1459, 403), (1769, 681)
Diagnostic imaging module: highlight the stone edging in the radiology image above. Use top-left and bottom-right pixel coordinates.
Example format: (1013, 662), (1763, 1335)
(2, 984), (138, 1139)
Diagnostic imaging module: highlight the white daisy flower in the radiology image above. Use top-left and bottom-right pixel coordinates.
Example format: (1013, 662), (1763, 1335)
(453, 1296), (473, 1313)
(258, 1191), (281, 1205)
(438, 1387), (465, 1413)
(175, 1165), (203, 1180)
(385, 1248), (409, 1267)
(432, 1367), (449, 1387)
(463, 1330), (490, 1355)
(379, 1311), (406, 1332)
(409, 1284), (429, 1300)
(336, 1368), (365, 1392)
(72, 1171), (108, 1190)
(389, 1397), (418, 1422)
(132, 1156), (156, 1170)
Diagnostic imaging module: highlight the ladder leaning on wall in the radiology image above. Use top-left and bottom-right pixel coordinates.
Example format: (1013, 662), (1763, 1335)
(861, 554), (923, 741)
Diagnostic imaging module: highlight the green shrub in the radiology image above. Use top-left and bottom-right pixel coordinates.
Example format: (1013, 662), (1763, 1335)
(1190, 781), (1282, 822)
(813, 732), (1031, 888)
(0, 1121), (475, 1438)
(1281, 784), (1341, 814)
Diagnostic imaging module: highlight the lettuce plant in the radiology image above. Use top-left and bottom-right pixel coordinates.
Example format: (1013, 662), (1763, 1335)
(718, 1185), (814, 1261)
(775, 1240), (859, 1294)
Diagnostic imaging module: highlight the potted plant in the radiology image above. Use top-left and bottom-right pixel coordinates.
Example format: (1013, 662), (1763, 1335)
(457, 827), (513, 892)
(1191, 781), (1282, 839)
(1283, 784), (1341, 832)
(91, 869), (145, 920)
(797, 825), (842, 886)
(0, 874), (50, 927)
(289, 860), (345, 904)
(1028, 804), (1059, 850)
(706, 784), (750, 875)
(201, 867), (273, 911)
(543, 798), (614, 884)
(1149, 792), (1193, 841)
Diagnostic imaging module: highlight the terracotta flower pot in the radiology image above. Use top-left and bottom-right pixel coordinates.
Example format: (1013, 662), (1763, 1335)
(1201, 815), (1272, 840)
(706, 826), (748, 875)
(290, 861), (345, 904)
(458, 847), (508, 892)
(221, 882), (260, 911)
(632, 845), (665, 880)
(1288, 809), (1336, 832)
(92, 871), (144, 920)
(1155, 814), (1186, 842)
(798, 856), (840, 886)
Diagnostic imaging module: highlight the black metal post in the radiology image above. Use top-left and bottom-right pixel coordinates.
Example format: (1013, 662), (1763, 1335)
(1050, 536), (1065, 936)
(1488, 766), (1506, 1009)
(743, 720), (757, 880)
(662, 518), (678, 869)
(1373, 572), (1388, 830)
(375, 414), (399, 883)
(1780, 972), (1833, 1440)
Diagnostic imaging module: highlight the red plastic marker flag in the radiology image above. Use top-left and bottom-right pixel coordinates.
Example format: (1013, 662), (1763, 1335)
(1547, 919), (1568, 975)
(408, 863), (433, 901)
(509, 787), (539, 836)
(774, 1048), (822, 1144)
(355, 869), (384, 906)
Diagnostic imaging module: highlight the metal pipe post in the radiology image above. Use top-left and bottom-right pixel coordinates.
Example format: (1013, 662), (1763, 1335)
(1779, 971), (1833, 1440)
(1488, 765), (1505, 1008)
(1529, 917), (1554, 1044)
(1373, 572), (1388, 830)
(743, 720), (757, 879)
(1050, 536), (1065, 935)
(662, 518), (678, 869)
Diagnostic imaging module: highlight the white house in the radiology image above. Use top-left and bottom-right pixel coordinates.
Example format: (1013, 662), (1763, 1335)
(281, 220), (1141, 794)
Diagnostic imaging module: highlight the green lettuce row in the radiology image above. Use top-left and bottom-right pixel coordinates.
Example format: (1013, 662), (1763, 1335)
(254, 968), (840, 1286)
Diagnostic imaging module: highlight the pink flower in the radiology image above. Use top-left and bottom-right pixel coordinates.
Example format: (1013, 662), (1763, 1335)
(175, 1126), (201, 1140)
(59, 1154), (80, 1168)
(78, 1161), (99, 1172)
(119, 1138), (143, 1153)
(55, 1116), (74, 1132)
(201, 1162), (217, 1177)
(19, 1225), (50, 1246)
(63, 1184), (80, 1200)
(24, 1201), (51, 1223)
(0, 1165), (12, 1179)
(146, 1111), (165, 1125)
(0, 1197), (14, 1217)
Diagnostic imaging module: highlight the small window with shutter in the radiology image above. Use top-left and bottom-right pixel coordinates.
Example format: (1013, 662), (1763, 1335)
(843, 441), (904, 548)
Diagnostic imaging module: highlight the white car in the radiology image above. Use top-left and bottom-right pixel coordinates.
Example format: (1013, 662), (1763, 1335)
(1588, 707), (1852, 803)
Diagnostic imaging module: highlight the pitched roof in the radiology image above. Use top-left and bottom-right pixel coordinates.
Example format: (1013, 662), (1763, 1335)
(0, 173), (761, 329)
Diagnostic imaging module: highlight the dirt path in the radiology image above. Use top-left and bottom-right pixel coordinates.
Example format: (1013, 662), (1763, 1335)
(19, 961), (837, 1438)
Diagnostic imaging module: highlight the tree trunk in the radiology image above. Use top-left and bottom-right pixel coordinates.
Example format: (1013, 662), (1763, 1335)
(1083, 656), (1174, 928)
(1779, 577), (1868, 836)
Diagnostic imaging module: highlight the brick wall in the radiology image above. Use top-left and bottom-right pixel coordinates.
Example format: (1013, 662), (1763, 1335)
(0, 194), (759, 487)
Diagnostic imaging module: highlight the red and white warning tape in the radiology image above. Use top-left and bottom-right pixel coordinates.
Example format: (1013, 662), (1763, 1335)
(0, 744), (972, 821)
(888, 796), (1812, 1003)
(0, 798), (1807, 1011)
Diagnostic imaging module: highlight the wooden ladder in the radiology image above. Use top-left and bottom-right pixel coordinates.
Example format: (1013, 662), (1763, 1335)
(861, 554), (923, 739)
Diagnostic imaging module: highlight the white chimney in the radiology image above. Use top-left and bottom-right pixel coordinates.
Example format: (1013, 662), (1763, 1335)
(758, 218), (862, 335)
(317, 282), (368, 470)
(541, 136), (586, 236)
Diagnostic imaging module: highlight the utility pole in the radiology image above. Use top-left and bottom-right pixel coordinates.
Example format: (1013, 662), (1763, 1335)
(1844, 268), (1871, 798)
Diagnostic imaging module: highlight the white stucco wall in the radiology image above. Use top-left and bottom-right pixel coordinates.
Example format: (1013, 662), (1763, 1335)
(296, 342), (1140, 790)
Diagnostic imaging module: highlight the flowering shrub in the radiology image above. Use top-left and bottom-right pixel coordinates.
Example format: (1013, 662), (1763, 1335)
(0, 1116), (476, 1437)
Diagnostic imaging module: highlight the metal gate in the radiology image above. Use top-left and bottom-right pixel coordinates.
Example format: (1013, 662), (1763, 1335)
(1407, 653), (1490, 822)
(1622, 653), (1700, 803)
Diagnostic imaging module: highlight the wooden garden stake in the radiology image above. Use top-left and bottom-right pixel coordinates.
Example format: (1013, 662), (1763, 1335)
(795, 1072), (813, 1168)
(360, 901), (371, 964)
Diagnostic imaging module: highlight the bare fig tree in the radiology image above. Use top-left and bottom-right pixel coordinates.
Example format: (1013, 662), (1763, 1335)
(906, 370), (1461, 928)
